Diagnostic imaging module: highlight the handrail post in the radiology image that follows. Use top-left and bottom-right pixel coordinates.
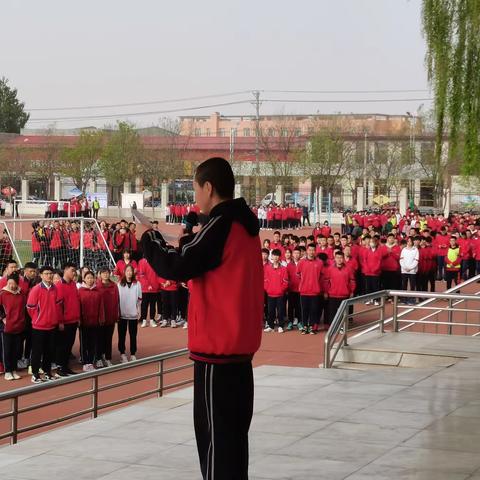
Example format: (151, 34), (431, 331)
(393, 295), (399, 332)
(448, 298), (453, 335)
(93, 376), (98, 418)
(12, 396), (18, 444)
(380, 295), (385, 333)
(343, 310), (349, 347)
(158, 360), (164, 397)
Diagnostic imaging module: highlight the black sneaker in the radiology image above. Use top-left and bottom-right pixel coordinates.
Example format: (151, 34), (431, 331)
(31, 375), (44, 384)
(301, 327), (308, 335)
(63, 368), (78, 375)
(309, 326), (316, 335)
(56, 369), (69, 377)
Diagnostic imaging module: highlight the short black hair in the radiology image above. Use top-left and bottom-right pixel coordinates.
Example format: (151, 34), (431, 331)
(195, 157), (234, 199)
(63, 262), (77, 271)
(271, 249), (281, 257)
(261, 248), (270, 255)
(39, 266), (53, 274)
(24, 262), (38, 270)
(7, 272), (19, 284)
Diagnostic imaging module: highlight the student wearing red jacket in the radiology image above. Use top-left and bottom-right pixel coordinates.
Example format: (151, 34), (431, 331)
(297, 243), (324, 335)
(96, 268), (120, 367)
(113, 250), (138, 278)
(459, 231), (475, 280)
(286, 247), (302, 331)
(264, 249), (289, 333)
(323, 251), (356, 326)
(381, 234), (401, 291)
(27, 266), (64, 383)
(417, 237), (436, 293)
(55, 263), (80, 376)
(68, 222), (81, 267)
(0, 273), (26, 380)
(78, 271), (105, 371)
(362, 236), (387, 304)
(158, 276), (179, 328)
(434, 227), (450, 280)
(141, 158), (263, 480)
(136, 258), (160, 328)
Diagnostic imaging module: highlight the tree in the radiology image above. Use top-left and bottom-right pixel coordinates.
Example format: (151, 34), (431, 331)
(99, 122), (144, 202)
(0, 78), (30, 133)
(301, 124), (355, 194)
(60, 130), (104, 193)
(422, 1), (480, 174)
(29, 127), (64, 199)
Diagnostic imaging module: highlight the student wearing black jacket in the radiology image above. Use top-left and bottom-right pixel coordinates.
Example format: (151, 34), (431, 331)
(142, 157), (263, 480)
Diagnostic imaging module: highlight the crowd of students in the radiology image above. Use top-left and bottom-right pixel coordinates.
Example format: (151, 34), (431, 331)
(44, 197), (101, 219)
(261, 210), (480, 334)
(0, 255), (188, 383)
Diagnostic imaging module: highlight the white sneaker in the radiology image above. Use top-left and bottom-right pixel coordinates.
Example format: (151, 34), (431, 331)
(264, 327), (273, 332)
(365, 300), (372, 305)
(149, 319), (158, 328)
(4, 372), (14, 381)
(17, 358), (28, 370)
(120, 354), (128, 363)
(159, 319), (168, 328)
(183, 322), (188, 330)
(278, 327), (284, 333)
(12, 371), (21, 380)
(293, 318), (299, 326)
(105, 360), (113, 367)
(130, 355), (137, 362)
(373, 300), (380, 306)
(82, 364), (90, 372)
(141, 320), (148, 328)
(87, 364), (96, 371)
(28, 366), (32, 375)
(95, 360), (104, 368)
(51, 363), (57, 370)
(171, 320), (177, 328)
(154, 314), (161, 321)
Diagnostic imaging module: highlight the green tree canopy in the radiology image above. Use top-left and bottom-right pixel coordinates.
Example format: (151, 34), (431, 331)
(99, 122), (144, 187)
(0, 77), (30, 133)
(60, 130), (104, 193)
(422, 1), (480, 175)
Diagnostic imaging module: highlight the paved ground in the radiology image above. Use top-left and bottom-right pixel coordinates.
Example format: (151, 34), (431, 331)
(3, 359), (480, 479)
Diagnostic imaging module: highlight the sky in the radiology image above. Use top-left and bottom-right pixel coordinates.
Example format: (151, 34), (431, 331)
(1, 0), (431, 129)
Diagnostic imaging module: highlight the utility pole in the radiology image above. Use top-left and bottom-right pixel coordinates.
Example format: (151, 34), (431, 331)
(252, 90), (262, 202)
(363, 131), (368, 208)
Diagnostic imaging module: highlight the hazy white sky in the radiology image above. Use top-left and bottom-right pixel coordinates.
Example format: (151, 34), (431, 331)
(2, 0), (431, 128)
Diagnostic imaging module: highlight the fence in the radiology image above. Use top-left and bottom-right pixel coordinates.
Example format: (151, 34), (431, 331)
(0, 217), (116, 273)
(0, 349), (192, 445)
(13, 199), (72, 219)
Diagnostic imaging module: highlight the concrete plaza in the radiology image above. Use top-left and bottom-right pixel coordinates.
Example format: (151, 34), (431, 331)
(2, 356), (480, 479)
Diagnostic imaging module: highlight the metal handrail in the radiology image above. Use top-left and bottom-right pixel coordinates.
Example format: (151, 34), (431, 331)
(0, 348), (192, 444)
(324, 273), (480, 368)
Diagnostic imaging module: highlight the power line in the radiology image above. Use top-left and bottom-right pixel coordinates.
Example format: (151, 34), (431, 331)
(262, 97), (433, 103)
(28, 91), (251, 112)
(28, 100), (252, 122)
(263, 89), (430, 94)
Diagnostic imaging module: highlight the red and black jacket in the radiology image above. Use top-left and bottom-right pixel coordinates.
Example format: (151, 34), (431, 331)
(142, 198), (263, 364)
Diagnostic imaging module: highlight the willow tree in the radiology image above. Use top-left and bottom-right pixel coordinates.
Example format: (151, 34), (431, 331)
(422, 1), (480, 175)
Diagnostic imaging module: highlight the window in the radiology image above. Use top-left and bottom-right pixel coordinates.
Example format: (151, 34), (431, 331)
(194, 128), (201, 136)
(281, 128), (288, 137)
(206, 128), (211, 137)
(218, 128), (226, 137)
(243, 128), (250, 137)
(268, 128), (275, 137)
(231, 128), (237, 137)
(295, 129), (302, 137)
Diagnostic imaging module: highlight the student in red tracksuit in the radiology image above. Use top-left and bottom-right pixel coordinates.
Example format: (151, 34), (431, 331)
(0, 273), (26, 381)
(78, 271), (105, 371)
(113, 250), (138, 278)
(96, 268), (120, 367)
(362, 236), (386, 305)
(264, 249), (289, 333)
(297, 243), (324, 335)
(141, 158), (263, 480)
(27, 266), (64, 383)
(158, 276), (179, 327)
(381, 234), (401, 291)
(434, 227), (450, 280)
(136, 258), (160, 328)
(55, 262), (80, 376)
(323, 251), (356, 326)
(286, 247), (302, 330)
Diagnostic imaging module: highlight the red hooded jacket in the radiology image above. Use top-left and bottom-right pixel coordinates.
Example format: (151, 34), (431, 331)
(96, 280), (120, 325)
(56, 278), (80, 325)
(137, 258), (160, 293)
(27, 283), (63, 330)
(79, 286), (105, 327)
(323, 264), (356, 299)
(297, 258), (324, 296)
(264, 264), (289, 297)
(0, 288), (26, 334)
